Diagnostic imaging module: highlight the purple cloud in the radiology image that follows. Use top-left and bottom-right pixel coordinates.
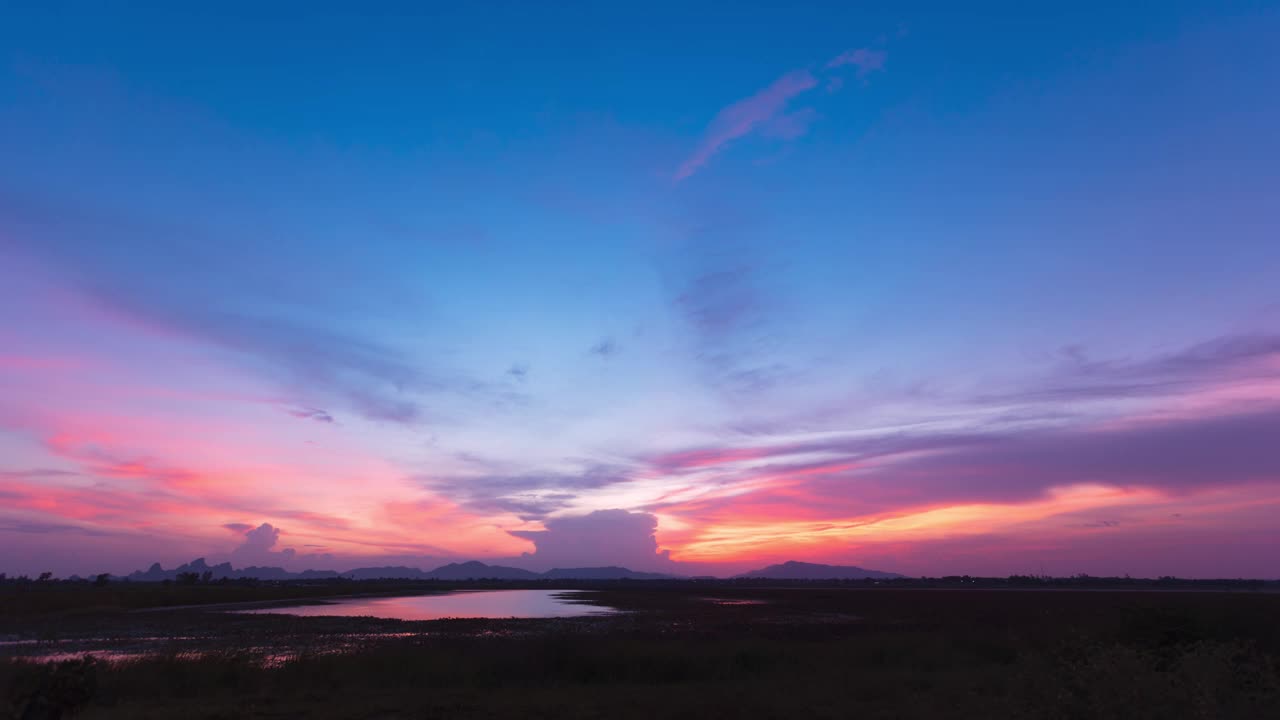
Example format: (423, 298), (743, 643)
(0, 520), (115, 536)
(761, 107), (821, 140)
(981, 333), (1280, 404)
(241, 522), (280, 550)
(648, 404), (1280, 524)
(423, 465), (630, 521)
(287, 406), (335, 423)
(640, 330), (1280, 527)
(227, 522), (309, 567)
(509, 509), (672, 571)
(0, 468), (79, 480)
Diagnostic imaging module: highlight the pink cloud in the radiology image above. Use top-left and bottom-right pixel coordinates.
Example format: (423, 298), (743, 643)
(761, 107), (820, 140)
(653, 446), (778, 472)
(673, 46), (888, 181)
(826, 47), (887, 76)
(674, 69), (818, 181)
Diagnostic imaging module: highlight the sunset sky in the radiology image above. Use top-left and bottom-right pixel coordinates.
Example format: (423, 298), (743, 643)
(2, 2), (1278, 578)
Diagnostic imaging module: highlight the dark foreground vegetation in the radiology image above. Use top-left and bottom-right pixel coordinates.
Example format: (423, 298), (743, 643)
(4, 581), (1280, 719)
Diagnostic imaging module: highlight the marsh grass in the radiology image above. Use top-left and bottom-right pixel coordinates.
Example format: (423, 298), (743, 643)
(4, 588), (1279, 718)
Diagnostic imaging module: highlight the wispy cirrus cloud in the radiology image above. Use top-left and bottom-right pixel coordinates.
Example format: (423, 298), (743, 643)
(287, 406), (335, 424)
(2, 196), (529, 427)
(826, 48), (887, 75)
(506, 364), (529, 382)
(986, 334), (1280, 405)
(662, 214), (800, 401)
(420, 463), (633, 521)
(635, 331), (1280, 562)
(674, 47), (887, 180)
(675, 70), (818, 181)
(588, 337), (620, 358)
(0, 468), (80, 481)
(75, 288), (446, 425)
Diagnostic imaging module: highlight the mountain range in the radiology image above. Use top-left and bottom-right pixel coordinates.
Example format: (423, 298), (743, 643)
(123, 558), (679, 582)
(120, 558), (903, 582)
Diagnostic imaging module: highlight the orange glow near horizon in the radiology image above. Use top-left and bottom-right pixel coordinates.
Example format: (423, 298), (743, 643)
(2, 260), (1278, 577)
(658, 484), (1152, 561)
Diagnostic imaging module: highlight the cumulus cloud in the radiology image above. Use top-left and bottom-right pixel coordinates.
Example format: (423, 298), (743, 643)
(509, 509), (672, 571)
(242, 522), (281, 550)
(228, 522), (298, 565)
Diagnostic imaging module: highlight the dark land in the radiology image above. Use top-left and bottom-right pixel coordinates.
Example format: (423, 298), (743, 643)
(4, 576), (1280, 719)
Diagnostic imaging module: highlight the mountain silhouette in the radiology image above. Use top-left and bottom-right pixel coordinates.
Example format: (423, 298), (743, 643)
(124, 559), (681, 581)
(127, 558), (238, 582)
(423, 561), (540, 580)
(342, 566), (433, 580)
(542, 566), (673, 580)
(734, 561), (903, 580)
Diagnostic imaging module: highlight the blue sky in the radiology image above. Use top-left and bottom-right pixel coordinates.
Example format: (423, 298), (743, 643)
(2, 1), (1279, 577)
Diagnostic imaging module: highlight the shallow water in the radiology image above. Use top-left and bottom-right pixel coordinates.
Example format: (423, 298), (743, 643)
(233, 589), (614, 621)
(2, 591), (617, 664)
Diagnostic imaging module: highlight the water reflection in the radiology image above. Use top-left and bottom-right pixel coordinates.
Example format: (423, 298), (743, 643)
(235, 589), (612, 621)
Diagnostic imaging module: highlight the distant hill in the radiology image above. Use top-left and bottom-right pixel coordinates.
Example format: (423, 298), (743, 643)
(123, 558), (902, 582)
(295, 569), (344, 579)
(734, 561), (903, 580)
(542, 566), (673, 580)
(343, 566), (432, 580)
(126, 558), (237, 582)
(424, 561), (540, 580)
(121, 559), (679, 582)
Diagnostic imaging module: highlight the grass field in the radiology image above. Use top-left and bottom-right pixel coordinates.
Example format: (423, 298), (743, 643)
(4, 583), (1279, 719)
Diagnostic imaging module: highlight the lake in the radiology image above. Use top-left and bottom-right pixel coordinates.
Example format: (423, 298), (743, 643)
(234, 589), (615, 621)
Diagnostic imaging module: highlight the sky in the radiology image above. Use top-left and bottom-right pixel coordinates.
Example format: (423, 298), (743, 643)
(2, 1), (1279, 578)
